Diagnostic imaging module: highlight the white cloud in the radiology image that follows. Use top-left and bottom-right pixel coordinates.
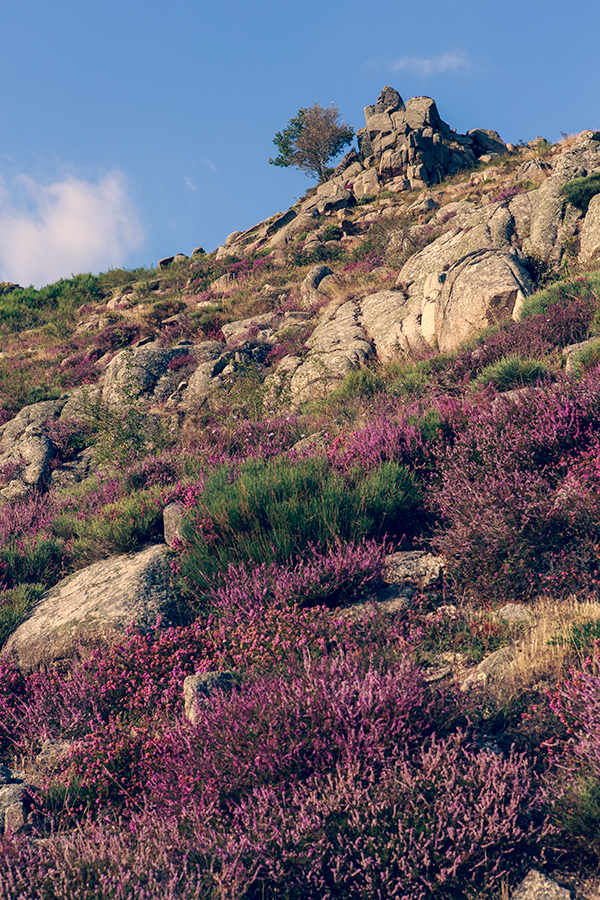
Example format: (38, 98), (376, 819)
(0, 171), (144, 287)
(197, 157), (217, 173)
(390, 51), (471, 77)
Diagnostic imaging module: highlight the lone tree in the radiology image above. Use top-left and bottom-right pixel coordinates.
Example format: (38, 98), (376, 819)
(269, 102), (354, 183)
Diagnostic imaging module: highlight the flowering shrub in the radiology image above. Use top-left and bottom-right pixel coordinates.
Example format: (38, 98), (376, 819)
(488, 185), (524, 204)
(191, 734), (550, 900)
(548, 647), (600, 849)
(166, 353), (196, 371)
(430, 372), (600, 597)
(204, 539), (387, 622)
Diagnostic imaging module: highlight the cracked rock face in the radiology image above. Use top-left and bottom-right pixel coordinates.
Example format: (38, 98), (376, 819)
(434, 249), (534, 353)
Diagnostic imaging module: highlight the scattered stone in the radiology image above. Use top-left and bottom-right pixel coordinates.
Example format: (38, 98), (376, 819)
(384, 551), (445, 586)
(0, 766), (37, 835)
(163, 503), (185, 545)
(461, 646), (515, 692)
(183, 671), (240, 725)
(512, 870), (571, 900)
(497, 603), (532, 623)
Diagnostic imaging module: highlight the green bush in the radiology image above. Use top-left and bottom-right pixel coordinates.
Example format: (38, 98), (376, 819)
(0, 534), (68, 589)
(562, 172), (600, 213)
(520, 273), (600, 318)
(54, 490), (164, 563)
(0, 584), (45, 647)
(179, 455), (422, 589)
(321, 224), (343, 242)
(569, 338), (600, 376)
(474, 355), (549, 391)
(328, 368), (386, 402)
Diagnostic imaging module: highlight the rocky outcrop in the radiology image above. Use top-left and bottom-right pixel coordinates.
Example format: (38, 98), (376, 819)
(102, 341), (201, 406)
(1, 546), (188, 672)
(289, 300), (374, 403)
(0, 398), (69, 500)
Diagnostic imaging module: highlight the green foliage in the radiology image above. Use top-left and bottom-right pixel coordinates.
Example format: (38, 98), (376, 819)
(386, 359), (433, 398)
(0, 272), (103, 335)
(0, 534), (68, 589)
(562, 172), (600, 213)
(269, 102), (354, 183)
(569, 338), (600, 377)
(321, 223), (343, 242)
(556, 618), (600, 654)
(409, 601), (523, 667)
(179, 455), (422, 590)
(474, 355), (549, 391)
(81, 393), (173, 464)
(53, 489), (163, 562)
(520, 272), (600, 318)
(0, 584), (45, 646)
(555, 777), (600, 852)
(327, 368), (386, 402)
(143, 298), (186, 328)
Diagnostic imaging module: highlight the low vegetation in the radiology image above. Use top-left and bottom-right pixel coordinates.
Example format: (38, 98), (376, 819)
(2, 142), (600, 897)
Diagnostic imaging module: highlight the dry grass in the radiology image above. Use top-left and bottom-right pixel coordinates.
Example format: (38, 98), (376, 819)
(475, 596), (600, 703)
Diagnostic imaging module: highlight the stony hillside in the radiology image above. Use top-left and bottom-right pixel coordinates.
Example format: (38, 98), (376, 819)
(1, 88), (600, 898)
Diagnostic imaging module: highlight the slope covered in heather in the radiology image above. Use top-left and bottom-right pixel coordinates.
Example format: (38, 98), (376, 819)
(1, 97), (600, 897)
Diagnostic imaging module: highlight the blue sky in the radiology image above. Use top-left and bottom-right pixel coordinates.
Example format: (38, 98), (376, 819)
(1, 0), (599, 287)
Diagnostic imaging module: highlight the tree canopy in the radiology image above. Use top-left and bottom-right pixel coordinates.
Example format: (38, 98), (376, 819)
(269, 102), (355, 183)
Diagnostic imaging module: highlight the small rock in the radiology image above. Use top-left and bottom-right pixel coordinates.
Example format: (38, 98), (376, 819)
(183, 671), (239, 725)
(497, 603), (532, 623)
(163, 503), (185, 545)
(384, 551), (444, 586)
(461, 646), (515, 692)
(512, 870), (571, 900)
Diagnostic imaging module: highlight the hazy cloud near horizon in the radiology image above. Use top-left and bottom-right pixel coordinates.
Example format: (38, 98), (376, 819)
(389, 51), (471, 77)
(0, 171), (144, 288)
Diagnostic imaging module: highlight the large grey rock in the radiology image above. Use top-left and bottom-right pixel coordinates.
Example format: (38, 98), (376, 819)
(300, 265), (334, 307)
(301, 183), (352, 216)
(102, 344), (199, 407)
(579, 192), (600, 263)
(179, 351), (232, 412)
(0, 398), (67, 446)
(290, 301), (374, 403)
(352, 167), (381, 199)
(435, 249), (534, 352)
(467, 128), (507, 155)
(1, 546), (187, 672)
(0, 398), (72, 499)
(359, 290), (411, 361)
